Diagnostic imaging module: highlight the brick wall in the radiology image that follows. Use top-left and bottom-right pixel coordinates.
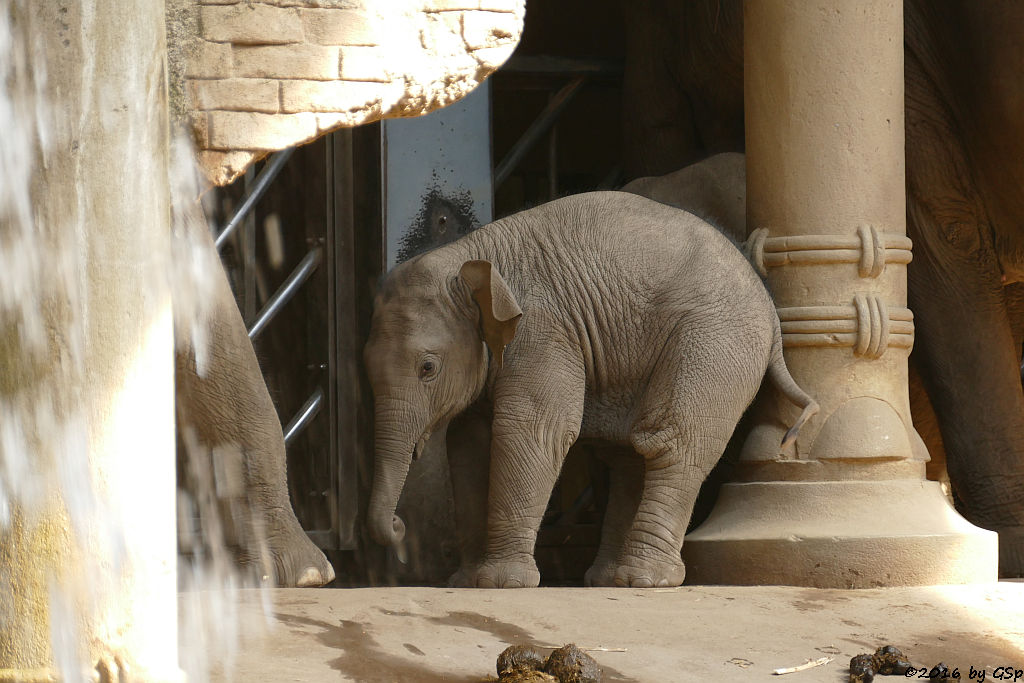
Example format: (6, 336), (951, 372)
(168, 0), (524, 185)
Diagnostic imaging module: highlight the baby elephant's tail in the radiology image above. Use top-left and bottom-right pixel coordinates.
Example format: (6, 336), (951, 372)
(767, 319), (820, 449)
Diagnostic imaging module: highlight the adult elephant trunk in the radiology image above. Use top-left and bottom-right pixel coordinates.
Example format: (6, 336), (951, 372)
(367, 403), (420, 547)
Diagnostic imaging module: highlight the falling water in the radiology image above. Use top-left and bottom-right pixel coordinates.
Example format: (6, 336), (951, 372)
(170, 135), (275, 683)
(1, 1), (269, 679)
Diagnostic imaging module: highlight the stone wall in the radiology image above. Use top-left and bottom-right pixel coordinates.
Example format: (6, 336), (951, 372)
(167, 0), (524, 185)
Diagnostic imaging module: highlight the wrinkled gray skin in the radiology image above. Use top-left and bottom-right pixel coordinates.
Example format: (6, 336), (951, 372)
(623, 0), (1024, 577)
(175, 207), (335, 588)
(364, 191), (817, 588)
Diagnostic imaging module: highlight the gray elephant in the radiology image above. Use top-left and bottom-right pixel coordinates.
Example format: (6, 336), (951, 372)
(174, 192), (335, 588)
(620, 152), (746, 245)
(364, 191), (817, 588)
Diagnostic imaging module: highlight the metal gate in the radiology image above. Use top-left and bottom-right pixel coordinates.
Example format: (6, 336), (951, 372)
(212, 132), (362, 553)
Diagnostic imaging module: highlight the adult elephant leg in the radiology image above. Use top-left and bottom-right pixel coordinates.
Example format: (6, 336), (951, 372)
(584, 446), (644, 587)
(908, 360), (949, 487)
(621, 1), (699, 180)
(176, 220), (334, 587)
(621, 0), (744, 180)
(907, 200), (1024, 577)
(445, 404), (492, 587)
(1004, 283), (1024, 363)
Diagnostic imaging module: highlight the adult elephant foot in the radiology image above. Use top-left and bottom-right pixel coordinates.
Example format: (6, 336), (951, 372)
(241, 506), (335, 587)
(612, 555), (686, 588)
(473, 556), (540, 589)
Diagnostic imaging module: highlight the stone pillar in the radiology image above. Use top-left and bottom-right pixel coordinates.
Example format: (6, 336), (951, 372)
(683, 0), (998, 586)
(0, 1), (180, 679)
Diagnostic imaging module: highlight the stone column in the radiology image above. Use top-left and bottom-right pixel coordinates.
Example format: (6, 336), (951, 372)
(0, 1), (180, 679)
(683, 0), (997, 586)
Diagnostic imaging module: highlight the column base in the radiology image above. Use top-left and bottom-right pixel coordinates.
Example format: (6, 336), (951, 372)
(683, 480), (998, 587)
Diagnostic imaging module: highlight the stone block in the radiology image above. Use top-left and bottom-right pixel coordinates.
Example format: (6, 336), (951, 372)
(301, 9), (378, 45)
(263, 0), (362, 7)
(200, 4), (303, 44)
(280, 79), (384, 112)
(470, 43), (516, 70)
(185, 40), (234, 78)
(462, 10), (520, 51)
(192, 111), (211, 147)
(198, 150), (258, 186)
(315, 112), (375, 133)
(419, 11), (465, 54)
(190, 78), (280, 113)
(207, 111), (319, 150)
(233, 44), (340, 80)
(198, 0), (240, 5)
(338, 46), (391, 82)
(478, 0), (521, 11)
(422, 0), (479, 10)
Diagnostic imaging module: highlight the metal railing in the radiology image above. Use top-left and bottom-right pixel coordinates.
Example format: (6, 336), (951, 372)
(247, 247), (322, 341)
(214, 147), (324, 447)
(283, 387), (324, 446)
(215, 148), (294, 250)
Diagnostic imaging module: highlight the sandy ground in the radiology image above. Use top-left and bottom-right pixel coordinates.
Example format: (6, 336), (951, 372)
(188, 581), (1024, 682)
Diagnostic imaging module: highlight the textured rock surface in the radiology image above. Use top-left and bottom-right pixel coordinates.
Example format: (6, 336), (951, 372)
(166, 0), (524, 185)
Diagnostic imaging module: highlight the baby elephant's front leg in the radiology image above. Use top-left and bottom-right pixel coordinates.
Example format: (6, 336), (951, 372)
(474, 378), (584, 588)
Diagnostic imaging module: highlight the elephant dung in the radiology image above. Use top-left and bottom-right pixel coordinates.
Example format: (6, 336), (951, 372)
(543, 644), (602, 683)
(497, 645), (548, 678)
(493, 643), (602, 683)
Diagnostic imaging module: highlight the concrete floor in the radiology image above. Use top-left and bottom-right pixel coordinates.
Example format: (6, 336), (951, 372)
(195, 581), (1024, 682)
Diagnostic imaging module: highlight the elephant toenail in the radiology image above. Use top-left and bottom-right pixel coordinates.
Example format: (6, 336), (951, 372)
(296, 567), (323, 587)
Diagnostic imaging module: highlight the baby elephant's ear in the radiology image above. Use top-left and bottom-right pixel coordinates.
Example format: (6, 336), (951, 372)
(459, 260), (523, 368)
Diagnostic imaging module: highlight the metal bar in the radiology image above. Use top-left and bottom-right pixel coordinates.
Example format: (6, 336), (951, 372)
(283, 387), (324, 446)
(547, 91), (558, 199)
(247, 246), (322, 340)
(494, 76), (586, 187)
(324, 132), (341, 548)
(215, 148), (295, 250)
(332, 129), (360, 550)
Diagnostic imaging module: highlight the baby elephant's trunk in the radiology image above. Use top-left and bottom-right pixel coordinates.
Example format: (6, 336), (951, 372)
(367, 438), (414, 547)
(368, 507), (407, 547)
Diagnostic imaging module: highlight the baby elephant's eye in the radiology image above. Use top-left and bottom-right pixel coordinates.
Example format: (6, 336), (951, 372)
(419, 359), (439, 380)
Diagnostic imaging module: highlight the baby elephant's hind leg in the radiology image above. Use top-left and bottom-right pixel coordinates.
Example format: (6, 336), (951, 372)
(616, 429), (710, 588)
(618, 363), (752, 587)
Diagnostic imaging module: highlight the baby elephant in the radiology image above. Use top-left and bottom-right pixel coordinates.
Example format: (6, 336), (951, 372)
(364, 191), (817, 588)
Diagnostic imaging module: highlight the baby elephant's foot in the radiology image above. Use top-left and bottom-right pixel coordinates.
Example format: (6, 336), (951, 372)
(613, 555), (686, 588)
(474, 556), (541, 589)
(583, 559), (619, 587)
